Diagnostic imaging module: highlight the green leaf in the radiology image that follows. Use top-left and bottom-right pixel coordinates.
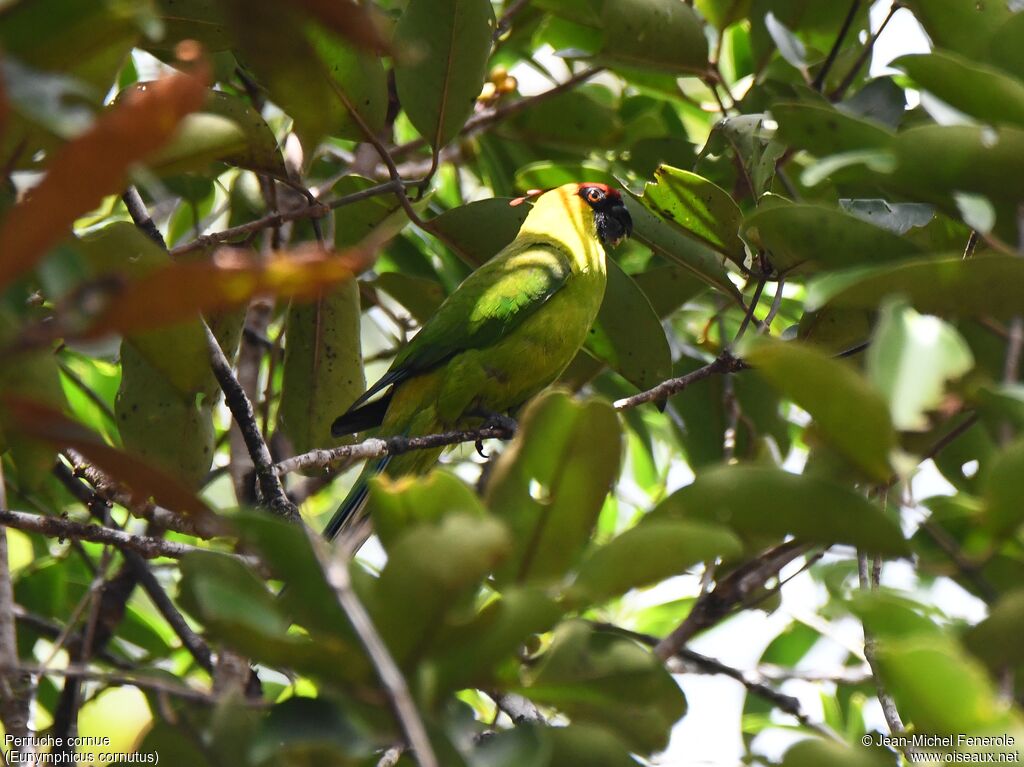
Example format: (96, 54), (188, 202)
(513, 161), (615, 191)
(741, 204), (922, 273)
(278, 281), (365, 456)
(373, 272), (446, 322)
(847, 590), (945, 641)
(623, 195), (742, 301)
(178, 550), (291, 643)
(427, 587), (563, 696)
(741, 336), (895, 480)
(232, 512), (355, 639)
(504, 88), (624, 150)
(771, 102), (895, 156)
(584, 260), (671, 392)
(250, 697), (375, 766)
(487, 391), (622, 586)
(0, 0), (139, 91)
(651, 465), (909, 555)
(807, 255), (1024, 320)
(146, 90), (287, 178)
(891, 124), (1024, 207)
(393, 0), (495, 149)
(598, 0), (708, 74)
(220, 1), (386, 151)
(781, 739), (895, 767)
(137, 722), (214, 767)
(875, 635), (1024, 739)
(369, 514), (511, 664)
(895, 51), (1024, 130)
(545, 724), (644, 767)
(628, 166), (745, 264)
(989, 12), (1024, 81)
(866, 299), (973, 432)
(630, 265), (706, 317)
(430, 198), (529, 268)
(151, 0), (233, 51)
(115, 344), (215, 488)
(900, 0), (1011, 59)
(965, 588), (1024, 670)
(367, 470), (487, 553)
(0, 313), (68, 488)
(522, 621), (686, 753)
(569, 520), (742, 605)
(982, 437), (1024, 536)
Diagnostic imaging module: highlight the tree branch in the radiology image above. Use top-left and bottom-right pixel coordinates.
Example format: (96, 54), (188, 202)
(0, 509), (232, 562)
(274, 421), (516, 475)
(204, 323), (299, 522)
(169, 180), (405, 257)
(613, 352), (747, 410)
(812, 0), (861, 91)
(0, 464), (32, 743)
(307, 528), (438, 767)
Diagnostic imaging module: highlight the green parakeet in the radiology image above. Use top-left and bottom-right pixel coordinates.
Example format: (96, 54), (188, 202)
(324, 182), (633, 540)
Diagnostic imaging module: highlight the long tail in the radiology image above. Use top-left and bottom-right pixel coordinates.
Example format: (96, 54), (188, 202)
(323, 455), (391, 541)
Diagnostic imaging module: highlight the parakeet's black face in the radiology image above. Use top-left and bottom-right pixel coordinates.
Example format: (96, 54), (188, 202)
(579, 184), (633, 247)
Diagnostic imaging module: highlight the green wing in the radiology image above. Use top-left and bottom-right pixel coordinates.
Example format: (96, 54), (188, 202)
(358, 241), (571, 406)
(398, 241), (571, 371)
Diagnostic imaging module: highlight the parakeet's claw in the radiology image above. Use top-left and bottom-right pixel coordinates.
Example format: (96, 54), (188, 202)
(475, 440), (488, 458)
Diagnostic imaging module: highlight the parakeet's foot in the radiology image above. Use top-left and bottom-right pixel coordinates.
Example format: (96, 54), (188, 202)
(467, 408), (518, 436)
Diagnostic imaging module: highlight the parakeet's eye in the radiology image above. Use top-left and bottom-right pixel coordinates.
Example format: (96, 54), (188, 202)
(584, 186), (605, 204)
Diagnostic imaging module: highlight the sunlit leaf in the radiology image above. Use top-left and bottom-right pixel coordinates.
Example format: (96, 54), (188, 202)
(866, 299), (973, 432)
(741, 336), (894, 480)
(651, 465), (908, 555)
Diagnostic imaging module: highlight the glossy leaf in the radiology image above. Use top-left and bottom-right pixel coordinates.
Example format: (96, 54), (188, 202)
(896, 51), (1024, 129)
(145, 89), (287, 178)
(599, 0), (707, 74)
(628, 166), (745, 263)
(781, 739), (895, 767)
(393, 0), (494, 149)
(742, 204), (922, 273)
(741, 336), (895, 480)
(368, 514), (511, 664)
(652, 465), (908, 555)
(900, 0), (1011, 59)
(623, 196), (742, 301)
(367, 470), (487, 553)
(523, 621), (686, 753)
(584, 260), (671, 392)
(866, 299), (973, 432)
(569, 520), (742, 605)
(430, 198), (529, 267)
(771, 102), (895, 155)
(486, 391), (622, 586)
(807, 255), (1024, 320)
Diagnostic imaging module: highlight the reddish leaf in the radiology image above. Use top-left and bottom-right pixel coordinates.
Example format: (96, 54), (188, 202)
(83, 243), (377, 339)
(5, 397), (213, 518)
(0, 57), (208, 290)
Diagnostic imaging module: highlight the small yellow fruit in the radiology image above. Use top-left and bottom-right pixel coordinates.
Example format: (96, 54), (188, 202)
(489, 65), (509, 84)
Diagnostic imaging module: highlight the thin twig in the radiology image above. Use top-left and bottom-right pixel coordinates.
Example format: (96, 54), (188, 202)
(204, 323), (298, 521)
(0, 663), (225, 705)
(813, 0), (861, 91)
(307, 528), (438, 767)
(857, 550), (912, 751)
(613, 352), (747, 410)
(121, 188), (166, 248)
(597, 623), (841, 741)
(274, 422), (516, 476)
(494, 0), (531, 39)
(0, 509), (236, 562)
(829, 2), (898, 100)
(760, 277), (786, 333)
(0, 464), (32, 742)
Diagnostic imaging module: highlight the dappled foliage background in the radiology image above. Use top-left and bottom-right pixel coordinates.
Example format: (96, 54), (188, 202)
(1, 0), (1023, 765)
